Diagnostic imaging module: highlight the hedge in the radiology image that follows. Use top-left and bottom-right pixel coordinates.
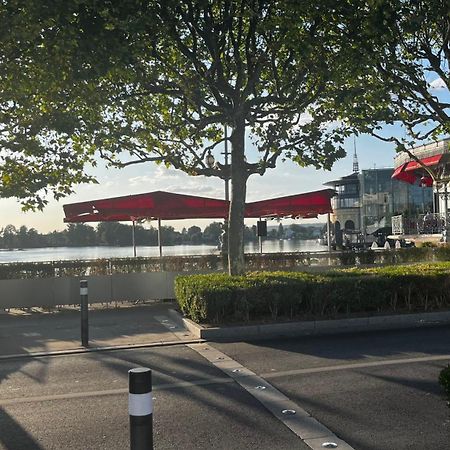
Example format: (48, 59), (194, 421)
(174, 262), (450, 324)
(439, 365), (450, 408)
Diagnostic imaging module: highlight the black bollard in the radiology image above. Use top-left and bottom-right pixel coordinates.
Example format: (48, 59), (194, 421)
(129, 367), (153, 450)
(80, 279), (89, 347)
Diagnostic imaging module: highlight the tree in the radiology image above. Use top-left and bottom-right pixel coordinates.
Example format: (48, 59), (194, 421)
(203, 222), (222, 244)
(1, 224), (17, 249)
(277, 223), (284, 239)
(65, 223), (96, 246)
(0, 1), (369, 274)
(334, 1), (450, 185)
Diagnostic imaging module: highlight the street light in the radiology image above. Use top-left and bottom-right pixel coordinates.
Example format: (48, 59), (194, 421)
(205, 150), (215, 169)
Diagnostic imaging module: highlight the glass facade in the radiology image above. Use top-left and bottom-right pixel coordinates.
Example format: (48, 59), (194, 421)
(359, 169), (433, 232)
(327, 168), (433, 234)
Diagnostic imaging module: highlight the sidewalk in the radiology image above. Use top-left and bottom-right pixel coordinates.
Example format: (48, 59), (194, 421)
(0, 301), (197, 358)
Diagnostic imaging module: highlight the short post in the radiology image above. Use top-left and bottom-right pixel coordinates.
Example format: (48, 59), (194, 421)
(129, 368), (153, 450)
(80, 279), (89, 347)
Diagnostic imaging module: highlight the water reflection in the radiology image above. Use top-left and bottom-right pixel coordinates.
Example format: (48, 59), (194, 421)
(0, 239), (324, 263)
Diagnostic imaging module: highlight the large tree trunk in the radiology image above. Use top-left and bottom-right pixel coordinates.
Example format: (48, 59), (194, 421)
(228, 117), (248, 275)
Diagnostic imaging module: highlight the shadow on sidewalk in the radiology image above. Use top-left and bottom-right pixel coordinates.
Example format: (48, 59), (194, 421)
(0, 302), (181, 357)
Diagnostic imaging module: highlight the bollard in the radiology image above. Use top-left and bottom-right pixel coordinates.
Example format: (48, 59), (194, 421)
(129, 368), (153, 450)
(80, 279), (89, 347)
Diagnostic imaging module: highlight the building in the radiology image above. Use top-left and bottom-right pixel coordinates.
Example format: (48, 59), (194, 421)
(391, 138), (450, 240)
(324, 168), (433, 241)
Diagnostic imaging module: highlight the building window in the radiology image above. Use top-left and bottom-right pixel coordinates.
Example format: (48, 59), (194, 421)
(344, 220), (355, 230)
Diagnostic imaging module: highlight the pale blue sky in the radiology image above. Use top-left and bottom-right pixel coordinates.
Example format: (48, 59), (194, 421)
(0, 132), (397, 233)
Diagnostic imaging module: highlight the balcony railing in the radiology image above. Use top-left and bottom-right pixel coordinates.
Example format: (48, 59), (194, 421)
(392, 213), (450, 235)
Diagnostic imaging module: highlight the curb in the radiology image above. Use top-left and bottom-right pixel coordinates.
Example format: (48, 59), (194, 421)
(0, 338), (205, 361)
(182, 310), (450, 341)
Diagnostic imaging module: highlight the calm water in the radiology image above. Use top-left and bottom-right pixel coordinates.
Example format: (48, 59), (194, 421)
(0, 239), (324, 263)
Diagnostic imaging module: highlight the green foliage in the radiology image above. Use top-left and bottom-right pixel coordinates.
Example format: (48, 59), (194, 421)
(0, 0), (373, 210)
(439, 365), (450, 407)
(338, 251), (356, 266)
(0, 254), (225, 279)
(356, 249), (376, 265)
(0, 221), (257, 249)
(175, 262), (450, 324)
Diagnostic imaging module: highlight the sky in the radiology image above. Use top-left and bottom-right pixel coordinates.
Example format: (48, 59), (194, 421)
(0, 131), (397, 233)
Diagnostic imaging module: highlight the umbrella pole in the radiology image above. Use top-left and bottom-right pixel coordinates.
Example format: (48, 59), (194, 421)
(132, 220), (136, 257)
(158, 218), (162, 257)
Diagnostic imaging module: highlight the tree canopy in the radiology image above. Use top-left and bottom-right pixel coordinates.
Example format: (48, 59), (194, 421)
(335, 1), (449, 154)
(0, 0), (398, 273)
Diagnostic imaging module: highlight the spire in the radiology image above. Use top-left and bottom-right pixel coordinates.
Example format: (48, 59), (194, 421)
(352, 136), (359, 173)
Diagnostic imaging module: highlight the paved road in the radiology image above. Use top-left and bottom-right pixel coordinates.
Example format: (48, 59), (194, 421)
(0, 326), (449, 449)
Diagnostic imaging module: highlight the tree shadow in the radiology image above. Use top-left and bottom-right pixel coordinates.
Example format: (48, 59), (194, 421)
(91, 348), (266, 429)
(245, 325), (450, 363)
(0, 407), (44, 450)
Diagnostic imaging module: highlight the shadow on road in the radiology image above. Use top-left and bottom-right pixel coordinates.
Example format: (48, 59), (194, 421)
(92, 349), (259, 428)
(249, 326), (450, 362)
(0, 407), (44, 450)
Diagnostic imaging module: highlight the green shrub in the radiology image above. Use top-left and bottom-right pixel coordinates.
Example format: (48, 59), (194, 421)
(175, 262), (450, 324)
(439, 364), (450, 407)
(338, 251), (356, 266)
(357, 250), (376, 265)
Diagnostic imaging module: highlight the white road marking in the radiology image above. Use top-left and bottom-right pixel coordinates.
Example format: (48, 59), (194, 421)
(188, 343), (355, 450)
(0, 376), (232, 406)
(260, 354), (450, 379)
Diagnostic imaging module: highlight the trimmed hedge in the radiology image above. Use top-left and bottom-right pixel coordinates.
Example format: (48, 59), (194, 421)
(174, 262), (450, 324)
(439, 365), (450, 407)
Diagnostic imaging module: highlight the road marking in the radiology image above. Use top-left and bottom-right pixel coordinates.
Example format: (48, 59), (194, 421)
(155, 315), (194, 340)
(260, 354), (450, 379)
(0, 376), (233, 406)
(188, 343), (355, 450)
(1, 347), (447, 415)
(0, 338), (205, 361)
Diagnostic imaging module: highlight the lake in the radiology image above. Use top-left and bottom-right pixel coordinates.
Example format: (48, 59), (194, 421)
(0, 239), (325, 263)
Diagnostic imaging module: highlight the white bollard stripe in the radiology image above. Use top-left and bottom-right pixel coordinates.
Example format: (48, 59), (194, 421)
(129, 393), (153, 416)
(80, 287), (88, 295)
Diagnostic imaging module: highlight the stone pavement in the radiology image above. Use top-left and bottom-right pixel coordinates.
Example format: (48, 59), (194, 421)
(0, 301), (197, 358)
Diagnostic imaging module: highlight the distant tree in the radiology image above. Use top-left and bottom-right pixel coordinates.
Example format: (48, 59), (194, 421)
(15, 225), (45, 248)
(186, 226), (203, 244)
(268, 229), (277, 240)
(277, 223), (284, 239)
(65, 223), (97, 246)
(46, 230), (68, 247)
(1, 224), (17, 249)
(243, 225), (257, 243)
(203, 222), (222, 244)
(97, 222), (127, 246)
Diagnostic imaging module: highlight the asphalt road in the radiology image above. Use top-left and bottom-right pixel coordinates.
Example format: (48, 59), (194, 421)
(0, 326), (449, 449)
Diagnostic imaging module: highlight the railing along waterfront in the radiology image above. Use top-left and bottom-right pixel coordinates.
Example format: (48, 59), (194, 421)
(2, 248), (450, 309)
(0, 252), (337, 280)
(392, 213), (450, 236)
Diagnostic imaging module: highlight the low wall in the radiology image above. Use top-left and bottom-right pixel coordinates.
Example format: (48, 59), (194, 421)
(0, 272), (185, 309)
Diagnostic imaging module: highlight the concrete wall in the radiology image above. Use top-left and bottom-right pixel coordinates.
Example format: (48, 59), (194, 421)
(0, 272), (179, 309)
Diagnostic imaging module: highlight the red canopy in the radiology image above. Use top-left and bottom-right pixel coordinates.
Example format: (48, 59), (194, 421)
(392, 154), (442, 185)
(391, 164), (419, 184)
(63, 189), (334, 223)
(403, 154), (442, 172)
(245, 189), (335, 218)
